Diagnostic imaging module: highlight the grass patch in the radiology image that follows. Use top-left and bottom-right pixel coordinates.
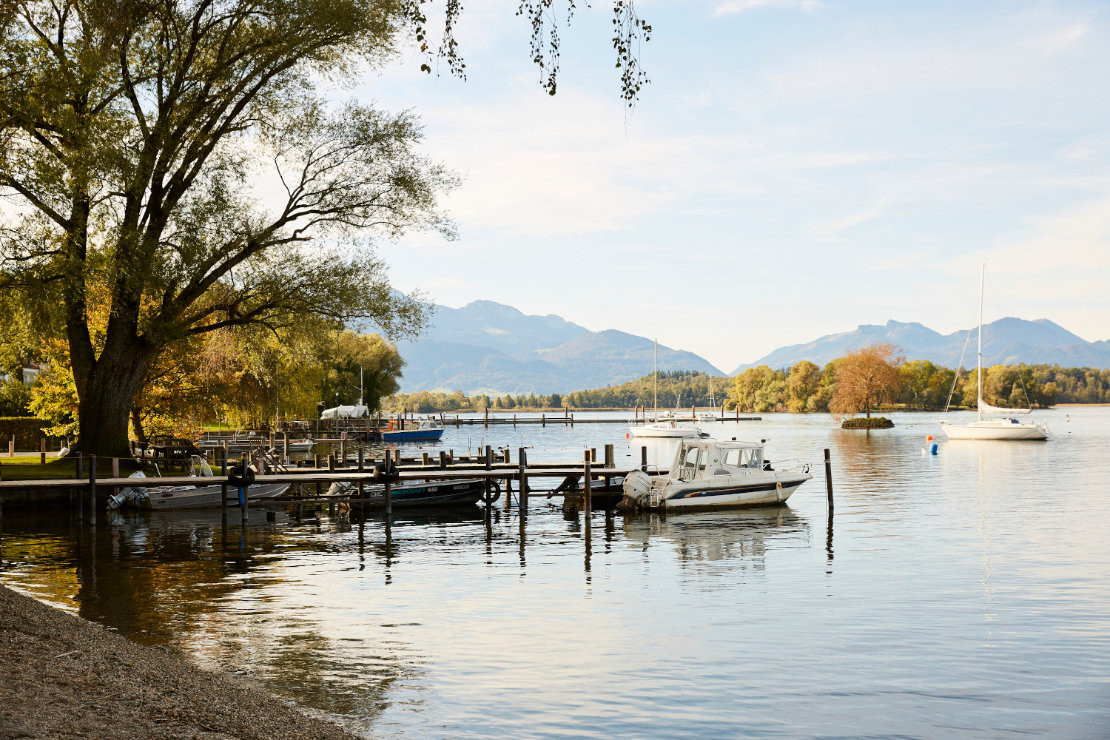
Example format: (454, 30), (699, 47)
(0, 456), (145, 482)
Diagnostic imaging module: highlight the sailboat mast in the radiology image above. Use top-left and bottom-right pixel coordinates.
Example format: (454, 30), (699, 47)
(977, 264), (984, 421)
(653, 338), (658, 421)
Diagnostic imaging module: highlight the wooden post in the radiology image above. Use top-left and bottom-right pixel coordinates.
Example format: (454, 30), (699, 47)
(542, 413), (545, 427)
(736, 407), (740, 422)
(340, 432), (347, 467)
(502, 448), (511, 464)
(484, 446), (493, 505)
(590, 447), (597, 463)
(518, 447), (528, 510)
(513, 413), (517, 427)
(88, 454), (97, 525)
(328, 454), (335, 472)
(583, 451), (593, 518)
(358, 447), (365, 472)
(76, 452), (83, 480)
(221, 483), (228, 517)
(40, 436), (46, 464)
(439, 451), (447, 469)
(223, 441), (229, 475)
(111, 457), (119, 479)
(7, 436), (13, 457)
(691, 405), (695, 421)
(448, 450), (454, 465)
(484, 407), (489, 427)
(283, 432), (290, 464)
(422, 452), (431, 466)
(641, 445), (648, 472)
(824, 448), (834, 512)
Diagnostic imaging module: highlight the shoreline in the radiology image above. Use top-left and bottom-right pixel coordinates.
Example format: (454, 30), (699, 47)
(0, 584), (358, 739)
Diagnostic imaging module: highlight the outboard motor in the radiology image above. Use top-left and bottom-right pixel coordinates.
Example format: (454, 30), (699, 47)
(622, 470), (652, 504)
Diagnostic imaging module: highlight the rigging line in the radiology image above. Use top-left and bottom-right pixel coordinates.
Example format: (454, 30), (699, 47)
(943, 325), (974, 413)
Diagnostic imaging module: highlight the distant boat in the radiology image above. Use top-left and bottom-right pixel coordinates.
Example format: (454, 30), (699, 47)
(630, 339), (701, 439)
(698, 377), (720, 422)
(622, 438), (811, 510)
(940, 266), (1048, 441)
(381, 416), (445, 442)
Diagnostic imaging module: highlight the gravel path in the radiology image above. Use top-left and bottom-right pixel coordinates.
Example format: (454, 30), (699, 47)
(0, 585), (360, 739)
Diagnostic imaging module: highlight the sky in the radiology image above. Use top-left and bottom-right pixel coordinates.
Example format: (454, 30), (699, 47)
(345, 0), (1110, 373)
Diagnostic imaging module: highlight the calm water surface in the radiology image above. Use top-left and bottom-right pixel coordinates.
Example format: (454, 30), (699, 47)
(3, 409), (1109, 738)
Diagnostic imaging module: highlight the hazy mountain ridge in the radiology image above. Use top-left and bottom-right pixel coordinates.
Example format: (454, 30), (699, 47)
(389, 300), (1108, 395)
(396, 303), (725, 395)
(732, 318), (1110, 373)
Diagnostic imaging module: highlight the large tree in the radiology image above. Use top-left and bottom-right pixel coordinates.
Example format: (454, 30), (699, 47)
(829, 344), (904, 419)
(0, 1), (648, 456)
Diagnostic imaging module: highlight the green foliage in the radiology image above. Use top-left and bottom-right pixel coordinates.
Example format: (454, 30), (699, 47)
(0, 379), (32, 417)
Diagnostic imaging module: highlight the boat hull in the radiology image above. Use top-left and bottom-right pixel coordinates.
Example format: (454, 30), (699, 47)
(340, 479), (490, 509)
(663, 474), (811, 510)
(940, 421), (1047, 441)
(381, 429), (445, 442)
(629, 424), (701, 439)
(144, 483), (292, 510)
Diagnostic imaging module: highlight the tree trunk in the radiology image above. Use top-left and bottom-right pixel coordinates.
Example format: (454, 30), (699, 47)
(131, 406), (148, 449)
(75, 346), (152, 458)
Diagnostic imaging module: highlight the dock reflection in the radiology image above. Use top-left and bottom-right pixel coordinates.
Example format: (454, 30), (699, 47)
(622, 506), (811, 566)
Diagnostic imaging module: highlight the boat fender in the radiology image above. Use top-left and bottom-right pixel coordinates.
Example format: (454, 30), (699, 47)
(371, 463), (385, 482)
(227, 461), (255, 490)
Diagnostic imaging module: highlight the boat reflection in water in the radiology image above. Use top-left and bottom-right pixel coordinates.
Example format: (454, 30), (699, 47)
(622, 507), (810, 567)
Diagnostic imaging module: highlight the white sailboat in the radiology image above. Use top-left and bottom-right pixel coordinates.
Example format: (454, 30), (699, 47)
(940, 266), (1048, 441)
(630, 339), (701, 439)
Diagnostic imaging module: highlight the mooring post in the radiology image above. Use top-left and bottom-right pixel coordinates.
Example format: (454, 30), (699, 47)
(590, 447), (597, 463)
(7, 435), (13, 457)
(518, 447), (528, 511)
(484, 407), (489, 427)
(359, 446), (365, 472)
(88, 454), (97, 527)
(328, 454), (335, 472)
(502, 448), (511, 464)
(824, 448), (834, 512)
(221, 483), (228, 516)
(439, 451), (447, 469)
(283, 432), (290, 465)
(448, 450), (454, 465)
(340, 432), (347, 467)
(76, 452), (83, 480)
(222, 441), (229, 475)
(641, 446), (648, 472)
(422, 452), (431, 466)
(583, 452), (593, 519)
(484, 446), (493, 505)
(604, 444), (614, 467)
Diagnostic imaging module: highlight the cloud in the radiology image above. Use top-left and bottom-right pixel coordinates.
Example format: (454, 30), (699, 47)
(713, 0), (823, 17)
(1037, 22), (1089, 55)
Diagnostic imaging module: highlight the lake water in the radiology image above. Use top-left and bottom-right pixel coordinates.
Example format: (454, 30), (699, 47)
(3, 408), (1109, 738)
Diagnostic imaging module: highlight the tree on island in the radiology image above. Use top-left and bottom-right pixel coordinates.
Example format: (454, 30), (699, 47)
(0, 0), (650, 456)
(828, 344), (904, 420)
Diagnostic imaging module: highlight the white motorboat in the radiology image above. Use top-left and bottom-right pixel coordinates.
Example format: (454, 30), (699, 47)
(622, 438), (811, 510)
(631, 420), (703, 438)
(107, 456), (291, 511)
(940, 266), (1048, 441)
(630, 339), (701, 439)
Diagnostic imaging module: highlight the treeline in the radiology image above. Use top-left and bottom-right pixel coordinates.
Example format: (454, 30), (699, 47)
(386, 363), (1110, 413)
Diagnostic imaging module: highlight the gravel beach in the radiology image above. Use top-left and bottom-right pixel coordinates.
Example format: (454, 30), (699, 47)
(0, 585), (359, 739)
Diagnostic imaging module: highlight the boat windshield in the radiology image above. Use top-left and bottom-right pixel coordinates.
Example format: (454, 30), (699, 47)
(722, 447), (762, 469)
(677, 445), (705, 480)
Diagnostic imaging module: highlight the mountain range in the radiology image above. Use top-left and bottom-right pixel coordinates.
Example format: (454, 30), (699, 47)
(394, 301), (722, 394)
(389, 300), (1110, 395)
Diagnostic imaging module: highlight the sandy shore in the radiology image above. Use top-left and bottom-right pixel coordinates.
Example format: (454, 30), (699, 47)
(0, 585), (359, 739)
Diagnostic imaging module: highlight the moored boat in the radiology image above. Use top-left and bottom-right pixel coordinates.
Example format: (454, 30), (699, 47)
(381, 417), (445, 442)
(940, 265), (1048, 441)
(622, 438), (811, 510)
(325, 478), (494, 508)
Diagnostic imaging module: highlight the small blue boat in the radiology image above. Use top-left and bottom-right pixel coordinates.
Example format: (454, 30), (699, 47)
(380, 418), (445, 442)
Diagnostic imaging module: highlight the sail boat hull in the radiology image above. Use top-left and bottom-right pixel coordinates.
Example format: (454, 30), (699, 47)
(940, 419), (1047, 440)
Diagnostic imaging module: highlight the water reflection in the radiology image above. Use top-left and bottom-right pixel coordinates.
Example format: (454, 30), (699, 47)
(623, 506), (810, 566)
